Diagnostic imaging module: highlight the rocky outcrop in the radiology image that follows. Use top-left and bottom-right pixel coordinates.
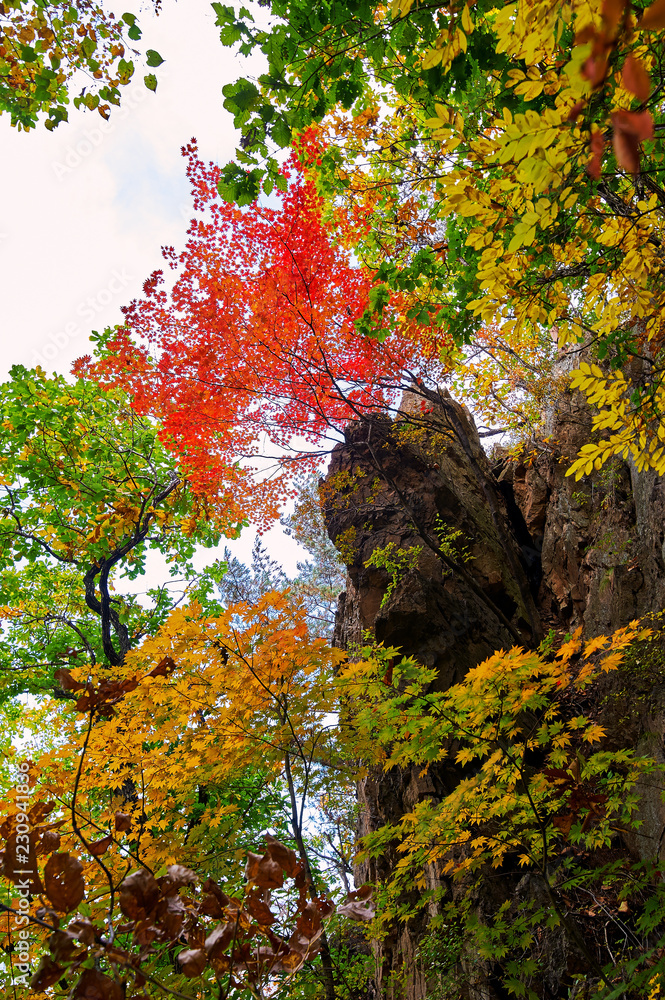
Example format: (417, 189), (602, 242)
(498, 384), (665, 637)
(322, 383), (665, 1000)
(323, 393), (543, 999)
(324, 397), (541, 680)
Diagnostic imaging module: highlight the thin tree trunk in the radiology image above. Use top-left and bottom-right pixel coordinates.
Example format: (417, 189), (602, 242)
(283, 751), (336, 1000)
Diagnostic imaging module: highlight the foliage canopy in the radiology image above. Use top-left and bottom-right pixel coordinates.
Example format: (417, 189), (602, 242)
(4, 0), (665, 998)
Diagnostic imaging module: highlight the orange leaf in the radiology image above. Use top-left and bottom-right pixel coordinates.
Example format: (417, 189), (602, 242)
(587, 131), (606, 180)
(622, 55), (651, 101)
(567, 100), (585, 122)
(612, 110), (654, 173)
(602, 0), (625, 33)
(638, 0), (665, 29)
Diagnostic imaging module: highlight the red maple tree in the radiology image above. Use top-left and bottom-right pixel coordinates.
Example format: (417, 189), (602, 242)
(75, 136), (443, 526)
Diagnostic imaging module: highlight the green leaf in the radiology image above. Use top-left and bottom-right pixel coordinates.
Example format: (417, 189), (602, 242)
(270, 116), (292, 148)
(146, 49), (164, 68)
(144, 74), (158, 91)
(117, 58), (134, 83)
(222, 78), (260, 114)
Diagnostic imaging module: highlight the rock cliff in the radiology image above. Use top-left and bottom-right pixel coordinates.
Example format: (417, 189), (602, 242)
(322, 383), (665, 1000)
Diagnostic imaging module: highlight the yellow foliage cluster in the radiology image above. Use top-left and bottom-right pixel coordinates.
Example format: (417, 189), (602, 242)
(339, 618), (653, 886)
(309, 0), (665, 469)
(567, 361), (665, 476)
(35, 592), (345, 885)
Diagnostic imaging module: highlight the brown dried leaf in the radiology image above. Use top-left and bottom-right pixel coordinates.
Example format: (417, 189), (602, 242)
(201, 878), (230, 905)
(245, 851), (284, 889)
(29, 801), (55, 824)
(264, 833), (299, 876)
(178, 947), (207, 977)
(148, 655), (176, 678)
(294, 864), (308, 894)
(54, 668), (84, 692)
(162, 863), (197, 891)
(119, 869), (161, 920)
(281, 949), (306, 971)
(133, 918), (159, 948)
(30, 956), (63, 992)
(88, 835), (112, 857)
(205, 921), (235, 958)
(567, 100), (585, 122)
(552, 813), (575, 837)
(587, 130), (606, 179)
(246, 892), (276, 925)
(575, 24), (596, 44)
(639, 0), (665, 29)
(48, 928), (86, 964)
(336, 899), (375, 922)
(44, 853), (85, 913)
(613, 108), (654, 141)
(289, 928), (322, 956)
(73, 967), (123, 1000)
(295, 901), (323, 943)
(35, 904), (61, 927)
(105, 944), (132, 964)
(583, 52), (609, 89)
(623, 55), (651, 101)
(187, 923), (206, 949)
(154, 894), (186, 938)
(253, 944), (289, 972)
(114, 811), (132, 833)
(199, 892), (226, 918)
(41, 830), (61, 854)
(68, 918), (96, 945)
(346, 883), (373, 901)
(317, 898), (336, 919)
(208, 952), (232, 974)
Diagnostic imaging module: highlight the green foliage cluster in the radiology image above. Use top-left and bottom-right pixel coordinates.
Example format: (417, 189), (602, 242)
(0, 366), (230, 694)
(364, 542), (422, 609)
(0, 2), (162, 129)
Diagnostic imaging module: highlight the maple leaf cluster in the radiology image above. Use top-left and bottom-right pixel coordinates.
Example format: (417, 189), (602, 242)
(75, 138), (445, 529)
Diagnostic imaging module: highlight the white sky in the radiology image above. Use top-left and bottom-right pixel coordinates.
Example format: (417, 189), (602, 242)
(0, 0), (306, 574)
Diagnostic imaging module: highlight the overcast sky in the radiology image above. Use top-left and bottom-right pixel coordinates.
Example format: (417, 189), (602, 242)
(0, 0), (306, 573)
